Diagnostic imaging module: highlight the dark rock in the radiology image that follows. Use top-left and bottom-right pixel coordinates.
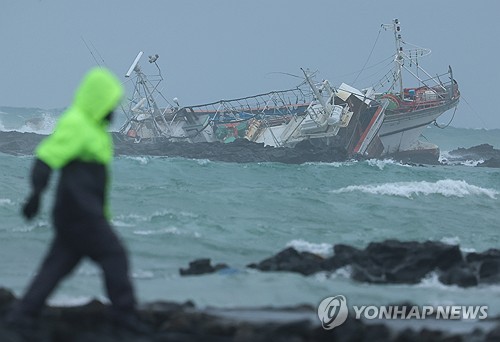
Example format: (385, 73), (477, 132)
(248, 240), (500, 288)
(0, 288), (15, 310)
(0, 131), (348, 164)
(448, 144), (500, 168)
(0, 287), (496, 341)
(438, 263), (478, 287)
(247, 247), (325, 276)
(355, 240), (462, 284)
(466, 249), (500, 263)
(486, 325), (500, 342)
(478, 260), (500, 284)
(179, 258), (229, 276)
(321, 244), (361, 271)
(478, 158), (500, 168)
(112, 136), (348, 164)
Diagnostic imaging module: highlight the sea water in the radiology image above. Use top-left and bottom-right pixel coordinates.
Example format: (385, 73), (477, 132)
(1, 108), (499, 316)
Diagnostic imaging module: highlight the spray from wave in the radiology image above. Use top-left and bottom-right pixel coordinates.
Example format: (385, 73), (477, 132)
(0, 107), (60, 134)
(332, 179), (498, 199)
(285, 239), (333, 257)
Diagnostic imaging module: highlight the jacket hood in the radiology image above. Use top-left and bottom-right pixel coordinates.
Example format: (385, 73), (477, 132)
(72, 67), (124, 122)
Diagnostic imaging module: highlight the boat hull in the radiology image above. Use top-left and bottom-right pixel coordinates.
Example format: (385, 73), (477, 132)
(378, 97), (459, 155)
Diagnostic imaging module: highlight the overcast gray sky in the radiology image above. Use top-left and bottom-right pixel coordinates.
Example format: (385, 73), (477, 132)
(1, 0), (499, 128)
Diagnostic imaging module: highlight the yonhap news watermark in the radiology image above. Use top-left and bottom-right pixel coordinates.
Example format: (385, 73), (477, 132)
(317, 295), (488, 330)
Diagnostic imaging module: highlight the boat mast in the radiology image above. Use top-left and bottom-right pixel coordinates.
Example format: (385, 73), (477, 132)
(124, 52), (170, 138)
(382, 19), (404, 100)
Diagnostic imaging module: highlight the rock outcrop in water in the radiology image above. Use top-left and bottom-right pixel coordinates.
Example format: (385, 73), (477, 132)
(113, 137), (348, 164)
(447, 143), (500, 168)
(1, 130), (499, 167)
(247, 240), (500, 287)
(0, 131), (347, 164)
(0, 287), (498, 341)
(179, 258), (230, 276)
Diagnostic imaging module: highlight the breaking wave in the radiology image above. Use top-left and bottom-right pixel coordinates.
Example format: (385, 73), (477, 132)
(285, 239), (333, 257)
(0, 110), (57, 134)
(439, 152), (484, 167)
(332, 179), (499, 199)
(440, 236), (476, 253)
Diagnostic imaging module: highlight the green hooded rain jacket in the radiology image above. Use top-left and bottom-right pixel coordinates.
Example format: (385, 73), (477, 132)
(35, 67), (123, 223)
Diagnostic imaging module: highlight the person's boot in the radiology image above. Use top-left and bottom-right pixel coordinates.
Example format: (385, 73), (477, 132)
(4, 307), (39, 340)
(110, 309), (150, 335)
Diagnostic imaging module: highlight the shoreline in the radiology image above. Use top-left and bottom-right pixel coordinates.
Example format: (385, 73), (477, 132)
(1, 288), (499, 341)
(3, 239), (500, 341)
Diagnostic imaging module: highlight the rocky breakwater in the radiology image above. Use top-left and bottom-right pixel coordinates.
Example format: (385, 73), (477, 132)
(247, 239), (500, 287)
(112, 137), (348, 164)
(0, 131), (347, 164)
(3, 130), (499, 167)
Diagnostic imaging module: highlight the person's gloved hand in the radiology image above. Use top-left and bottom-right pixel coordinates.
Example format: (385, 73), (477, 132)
(21, 159), (52, 220)
(22, 193), (40, 220)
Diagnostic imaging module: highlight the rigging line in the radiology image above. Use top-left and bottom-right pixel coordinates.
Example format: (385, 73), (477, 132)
(266, 71), (303, 79)
(354, 59), (395, 85)
(89, 40), (106, 66)
(333, 54), (395, 79)
(401, 40), (431, 53)
(81, 36), (100, 66)
(461, 95), (488, 127)
(434, 105), (457, 129)
(353, 27), (382, 84)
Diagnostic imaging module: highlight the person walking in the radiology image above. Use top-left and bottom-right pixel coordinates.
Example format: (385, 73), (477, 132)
(9, 67), (141, 330)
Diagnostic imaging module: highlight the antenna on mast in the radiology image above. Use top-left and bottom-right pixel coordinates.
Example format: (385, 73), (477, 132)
(125, 51), (144, 77)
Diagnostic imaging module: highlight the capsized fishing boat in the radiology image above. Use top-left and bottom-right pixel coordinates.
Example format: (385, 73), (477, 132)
(118, 19), (459, 163)
(118, 55), (386, 159)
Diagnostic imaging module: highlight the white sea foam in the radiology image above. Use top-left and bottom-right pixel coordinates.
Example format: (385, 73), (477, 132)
(196, 159), (211, 166)
(417, 272), (460, 290)
(124, 156), (150, 165)
(132, 269), (155, 279)
(133, 226), (200, 238)
(440, 236), (476, 253)
(461, 247), (477, 253)
(366, 158), (410, 170)
(0, 198), (13, 206)
(440, 236), (461, 246)
(111, 219), (136, 227)
(115, 210), (197, 226)
(134, 227), (182, 236)
(439, 151), (484, 167)
(18, 112), (57, 134)
(331, 266), (352, 279)
(285, 239), (333, 257)
(112, 214), (151, 223)
(305, 160), (357, 167)
(12, 220), (50, 232)
(332, 179), (499, 199)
